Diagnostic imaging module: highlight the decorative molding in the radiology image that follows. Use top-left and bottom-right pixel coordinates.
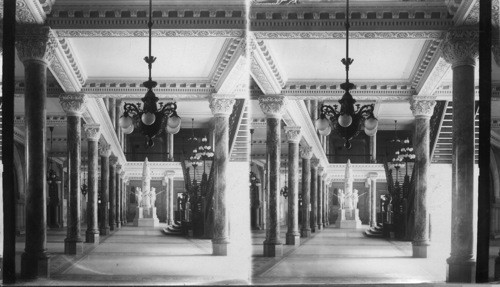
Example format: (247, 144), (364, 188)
(53, 29), (245, 38)
(252, 31), (446, 40)
(250, 35), (285, 94)
(258, 95), (287, 118)
(410, 97), (437, 118)
(211, 37), (245, 90)
(326, 163), (386, 183)
(84, 124), (101, 141)
(59, 93), (87, 116)
(209, 94), (236, 116)
(48, 37), (86, 92)
(124, 161), (183, 180)
(442, 27), (479, 68)
(415, 52), (451, 96)
(14, 115), (68, 127)
(284, 126), (301, 143)
(16, 0), (44, 24)
(15, 25), (57, 64)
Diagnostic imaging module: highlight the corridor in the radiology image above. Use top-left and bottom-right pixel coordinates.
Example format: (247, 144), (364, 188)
(14, 224), (251, 285)
(252, 226), (446, 285)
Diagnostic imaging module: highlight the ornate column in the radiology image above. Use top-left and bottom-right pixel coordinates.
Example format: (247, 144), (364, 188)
(442, 28), (479, 283)
(17, 25), (55, 278)
(259, 95), (287, 257)
(209, 94), (235, 256)
(162, 176), (168, 223)
(99, 143), (111, 235)
(317, 166), (324, 231)
(109, 98), (116, 128)
(410, 98), (436, 258)
(310, 100), (318, 123)
(167, 134), (174, 161)
(325, 180), (330, 226)
(285, 126), (301, 246)
(122, 177), (128, 225)
(310, 157), (319, 232)
(115, 165), (122, 229)
(84, 124), (100, 244)
(167, 171), (175, 225)
(370, 133), (377, 163)
(369, 173), (378, 228)
(300, 147), (313, 238)
(109, 156), (118, 231)
(60, 93), (86, 255)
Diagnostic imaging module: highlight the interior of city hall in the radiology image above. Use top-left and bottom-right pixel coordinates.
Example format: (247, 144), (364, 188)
(1, 0), (500, 285)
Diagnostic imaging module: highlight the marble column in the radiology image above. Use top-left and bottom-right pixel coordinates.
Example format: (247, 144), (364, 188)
(300, 147), (313, 238)
(167, 133), (174, 161)
(310, 158), (319, 232)
(167, 172), (175, 225)
(109, 156), (118, 231)
(115, 165), (122, 229)
(370, 133), (377, 163)
(369, 173), (378, 228)
(317, 167), (324, 231)
(17, 25), (54, 278)
(122, 177), (128, 226)
(285, 126), (301, 246)
(310, 100), (318, 123)
(209, 94), (235, 256)
(259, 95), (287, 257)
(442, 28), (478, 283)
(99, 143), (111, 235)
(410, 98), (436, 258)
(109, 98), (116, 128)
(325, 181), (330, 226)
(162, 177), (168, 223)
(60, 93), (86, 255)
(84, 124), (101, 244)
(304, 100), (310, 113)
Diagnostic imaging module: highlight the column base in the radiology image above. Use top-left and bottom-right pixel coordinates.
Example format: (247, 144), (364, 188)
(446, 257), (476, 283)
(116, 222), (121, 229)
(110, 223), (115, 231)
(212, 238), (230, 256)
(412, 242), (429, 258)
(285, 233), (300, 246)
(317, 223), (323, 231)
(99, 227), (110, 236)
(64, 238), (84, 255)
(263, 241), (283, 257)
(21, 252), (50, 279)
(85, 231), (100, 244)
(311, 224), (317, 233)
(301, 228), (311, 238)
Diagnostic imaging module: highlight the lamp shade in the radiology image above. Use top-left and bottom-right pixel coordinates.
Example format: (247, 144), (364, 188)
(119, 115), (133, 129)
(318, 125), (332, 136)
(167, 115), (181, 128)
(123, 124), (134, 134)
(338, 114), (352, 127)
(364, 117), (378, 130)
(364, 127), (377, 137)
(141, 112), (156, 125)
(315, 117), (330, 131)
(166, 124), (181, 134)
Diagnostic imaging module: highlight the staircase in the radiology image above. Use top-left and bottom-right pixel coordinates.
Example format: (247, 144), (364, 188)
(230, 99), (249, 162)
(432, 102), (479, 164)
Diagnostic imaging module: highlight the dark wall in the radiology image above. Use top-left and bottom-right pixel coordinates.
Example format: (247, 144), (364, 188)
(327, 133), (369, 163)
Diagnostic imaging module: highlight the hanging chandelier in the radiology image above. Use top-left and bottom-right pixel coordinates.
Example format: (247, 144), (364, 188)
(119, 0), (181, 148)
(315, 0), (378, 150)
(47, 126), (61, 184)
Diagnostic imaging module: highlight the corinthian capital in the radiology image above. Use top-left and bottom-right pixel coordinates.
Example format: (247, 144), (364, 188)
(311, 157), (320, 168)
(84, 124), (101, 141)
(16, 25), (56, 64)
(258, 95), (287, 118)
(99, 142), (111, 157)
(441, 27), (479, 68)
(300, 146), (313, 160)
(60, 93), (87, 116)
(284, 126), (301, 143)
(410, 97), (436, 118)
(209, 94), (235, 117)
(109, 156), (118, 167)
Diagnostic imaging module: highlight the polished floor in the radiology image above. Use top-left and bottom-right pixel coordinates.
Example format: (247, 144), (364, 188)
(252, 225), (447, 285)
(13, 223), (251, 285)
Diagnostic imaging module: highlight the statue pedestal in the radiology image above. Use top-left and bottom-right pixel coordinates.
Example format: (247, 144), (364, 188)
(133, 207), (160, 227)
(336, 209), (362, 229)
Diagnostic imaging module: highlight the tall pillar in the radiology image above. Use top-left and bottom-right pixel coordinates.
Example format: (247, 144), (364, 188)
(259, 95), (287, 257)
(115, 165), (122, 229)
(17, 26), (54, 278)
(84, 124), (101, 244)
(209, 94), (235, 256)
(304, 100), (310, 114)
(99, 143), (111, 235)
(370, 133), (377, 163)
(317, 167), (324, 231)
(167, 172), (175, 225)
(300, 147), (313, 238)
(410, 98), (436, 258)
(285, 127), (301, 246)
(108, 98), (116, 128)
(442, 28), (478, 283)
(122, 177), (128, 226)
(369, 173), (378, 228)
(162, 177), (168, 223)
(310, 100), (318, 123)
(109, 156), (117, 231)
(60, 93), (86, 255)
(167, 133), (174, 161)
(325, 180), (330, 226)
(310, 157), (319, 232)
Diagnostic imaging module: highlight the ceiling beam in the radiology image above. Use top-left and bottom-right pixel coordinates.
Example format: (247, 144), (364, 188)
(48, 35), (87, 92)
(212, 37), (247, 95)
(249, 35), (286, 94)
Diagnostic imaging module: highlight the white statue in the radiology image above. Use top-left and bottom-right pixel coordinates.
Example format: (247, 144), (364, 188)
(337, 189), (345, 209)
(352, 189), (359, 209)
(150, 187), (157, 208)
(135, 187), (142, 207)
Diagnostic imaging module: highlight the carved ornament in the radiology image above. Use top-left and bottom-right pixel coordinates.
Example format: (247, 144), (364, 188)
(410, 97), (436, 118)
(284, 126), (301, 143)
(84, 124), (101, 141)
(258, 95), (287, 118)
(300, 146), (313, 160)
(16, 25), (56, 64)
(209, 94), (236, 117)
(99, 142), (111, 157)
(60, 93), (87, 116)
(53, 29), (244, 38)
(310, 157), (320, 168)
(252, 31), (445, 40)
(441, 28), (479, 68)
(109, 156), (118, 166)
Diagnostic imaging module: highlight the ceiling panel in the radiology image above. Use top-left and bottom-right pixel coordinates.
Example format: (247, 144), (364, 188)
(266, 38), (426, 81)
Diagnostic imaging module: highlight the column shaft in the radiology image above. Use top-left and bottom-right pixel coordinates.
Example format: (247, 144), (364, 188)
(167, 133), (174, 161)
(317, 175), (323, 230)
(115, 173), (121, 228)
(109, 98), (116, 128)
(85, 134), (99, 243)
(301, 157), (311, 237)
(109, 162), (116, 230)
(99, 154), (110, 235)
(370, 179), (377, 228)
(286, 141), (300, 246)
(168, 178), (175, 225)
(310, 164), (318, 232)
(310, 100), (318, 122)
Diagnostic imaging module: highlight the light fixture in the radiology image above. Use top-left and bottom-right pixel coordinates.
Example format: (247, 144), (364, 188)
(197, 135), (214, 180)
(249, 129), (261, 186)
(47, 126), (61, 184)
(119, 0), (181, 148)
(187, 118), (198, 144)
(315, 0), (378, 150)
(399, 137), (415, 176)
